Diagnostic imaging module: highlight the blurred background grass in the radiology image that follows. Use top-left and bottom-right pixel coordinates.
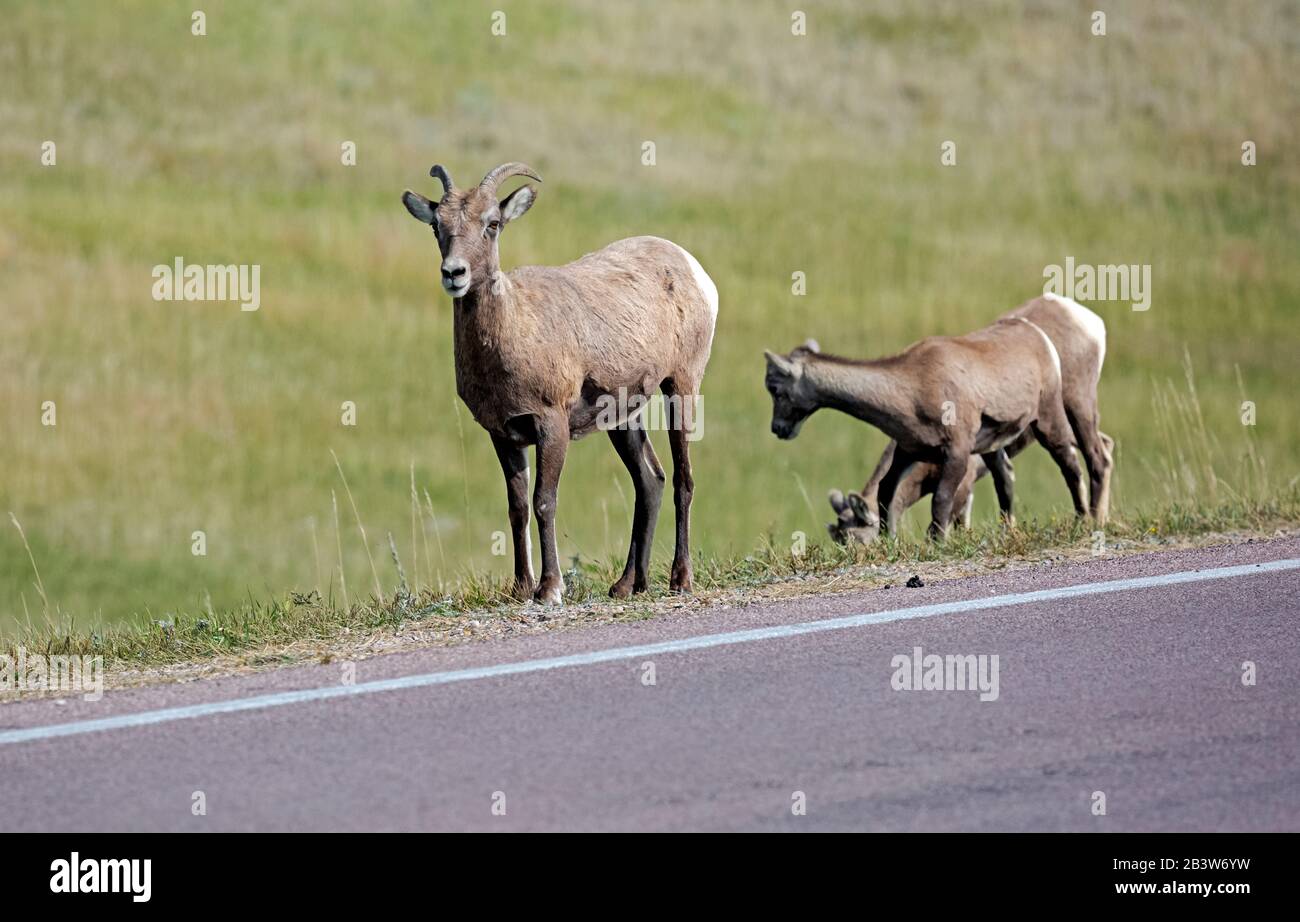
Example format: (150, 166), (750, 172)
(2, 0), (1297, 629)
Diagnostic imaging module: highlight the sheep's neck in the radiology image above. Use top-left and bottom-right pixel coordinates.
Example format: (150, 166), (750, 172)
(804, 357), (915, 436)
(454, 275), (513, 349)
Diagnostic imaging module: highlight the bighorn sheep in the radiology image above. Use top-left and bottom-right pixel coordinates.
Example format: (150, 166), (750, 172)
(826, 438), (1002, 544)
(765, 293), (1111, 538)
(823, 294), (1113, 541)
(827, 427), (1114, 543)
(402, 162), (718, 604)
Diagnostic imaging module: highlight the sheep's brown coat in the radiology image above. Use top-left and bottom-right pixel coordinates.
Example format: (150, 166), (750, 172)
(826, 295), (1112, 538)
(824, 295), (1113, 540)
(766, 295), (1108, 537)
(403, 163), (717, 603)
(452, 239), (716, 438)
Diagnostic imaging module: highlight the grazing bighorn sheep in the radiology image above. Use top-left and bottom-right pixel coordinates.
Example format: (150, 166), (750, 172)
(828, 426), (1114, 543)
(402, 162), (718, 604)
(827, 294), (1112, 538)
(822, 294), (1114, 541)
(826, 438), (1000, 544)
(765, 293), (1110, 538)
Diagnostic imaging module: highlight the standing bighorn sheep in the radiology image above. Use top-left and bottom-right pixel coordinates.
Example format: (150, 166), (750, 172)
(765, 294), (1111, 538)
(403, 162), (717, 604)
(822, 294), (1113, 541)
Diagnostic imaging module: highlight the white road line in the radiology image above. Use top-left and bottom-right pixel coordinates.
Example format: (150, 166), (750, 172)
(2, 558), (1297, 747)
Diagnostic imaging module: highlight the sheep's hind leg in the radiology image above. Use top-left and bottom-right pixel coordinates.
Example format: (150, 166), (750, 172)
(1033, 408), (1088, 518)
(607, 424), (665, 597)
(662, 378), (699, 593)
(1069, 410), (1114, 525)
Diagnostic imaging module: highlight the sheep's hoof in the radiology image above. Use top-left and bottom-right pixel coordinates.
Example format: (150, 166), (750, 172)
(669, 563), (693, 594)
(609, 576), (648, 598)
(533, 578), (564, 606)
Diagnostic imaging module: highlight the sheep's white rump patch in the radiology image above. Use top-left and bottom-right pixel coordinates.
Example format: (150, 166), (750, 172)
(668, 242), (719, 323)
(1043, 291), (1107, 370)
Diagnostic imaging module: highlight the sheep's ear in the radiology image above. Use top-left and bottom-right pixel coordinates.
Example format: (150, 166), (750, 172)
(499, 184), (537, 224)
(791, 338), (820, 358)
(847, 492), (879, 527)
(402, 190), (437, 225)
(764, 350), (800, 379)
(829, 490), (857, 525)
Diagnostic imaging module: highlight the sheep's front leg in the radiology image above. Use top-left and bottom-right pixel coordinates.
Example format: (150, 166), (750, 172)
(532, 413), (570, 605)
(874, 445), (918, 537)
(981, 448), (1016, 525)
(491, 433), (534, 601)
(929, 450), (972, 540)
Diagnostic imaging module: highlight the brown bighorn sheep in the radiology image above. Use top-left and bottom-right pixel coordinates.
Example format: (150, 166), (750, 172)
(826, 439), (1001, 544)
(822, 294), (1114, 541)
(402, 162), (718, 604)
(765, 294), (1110, 538)
(828, 427), (1114, 543)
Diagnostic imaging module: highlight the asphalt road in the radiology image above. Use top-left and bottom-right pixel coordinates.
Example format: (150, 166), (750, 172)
(2, 538), (1297, 831)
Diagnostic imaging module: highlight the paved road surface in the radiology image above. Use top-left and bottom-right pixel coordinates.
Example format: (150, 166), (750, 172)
(2, 538), (1297, 831)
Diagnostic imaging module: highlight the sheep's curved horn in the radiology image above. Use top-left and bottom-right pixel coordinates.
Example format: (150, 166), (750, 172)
(429, 164), (455, 196)
(478, 162), (541, 194)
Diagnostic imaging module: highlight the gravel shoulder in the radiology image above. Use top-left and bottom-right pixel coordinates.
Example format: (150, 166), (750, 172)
(2, 526), (1294, 703)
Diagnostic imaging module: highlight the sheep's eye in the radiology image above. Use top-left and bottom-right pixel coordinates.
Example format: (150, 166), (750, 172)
(486, 220), (500, 237)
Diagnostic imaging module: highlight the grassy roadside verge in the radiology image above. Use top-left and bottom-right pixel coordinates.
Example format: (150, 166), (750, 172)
(5, 1), (1299, 625)
(5, 491), (1297, 676)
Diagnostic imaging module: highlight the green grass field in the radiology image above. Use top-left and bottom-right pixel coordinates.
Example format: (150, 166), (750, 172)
(2, 0), (1297, 632)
